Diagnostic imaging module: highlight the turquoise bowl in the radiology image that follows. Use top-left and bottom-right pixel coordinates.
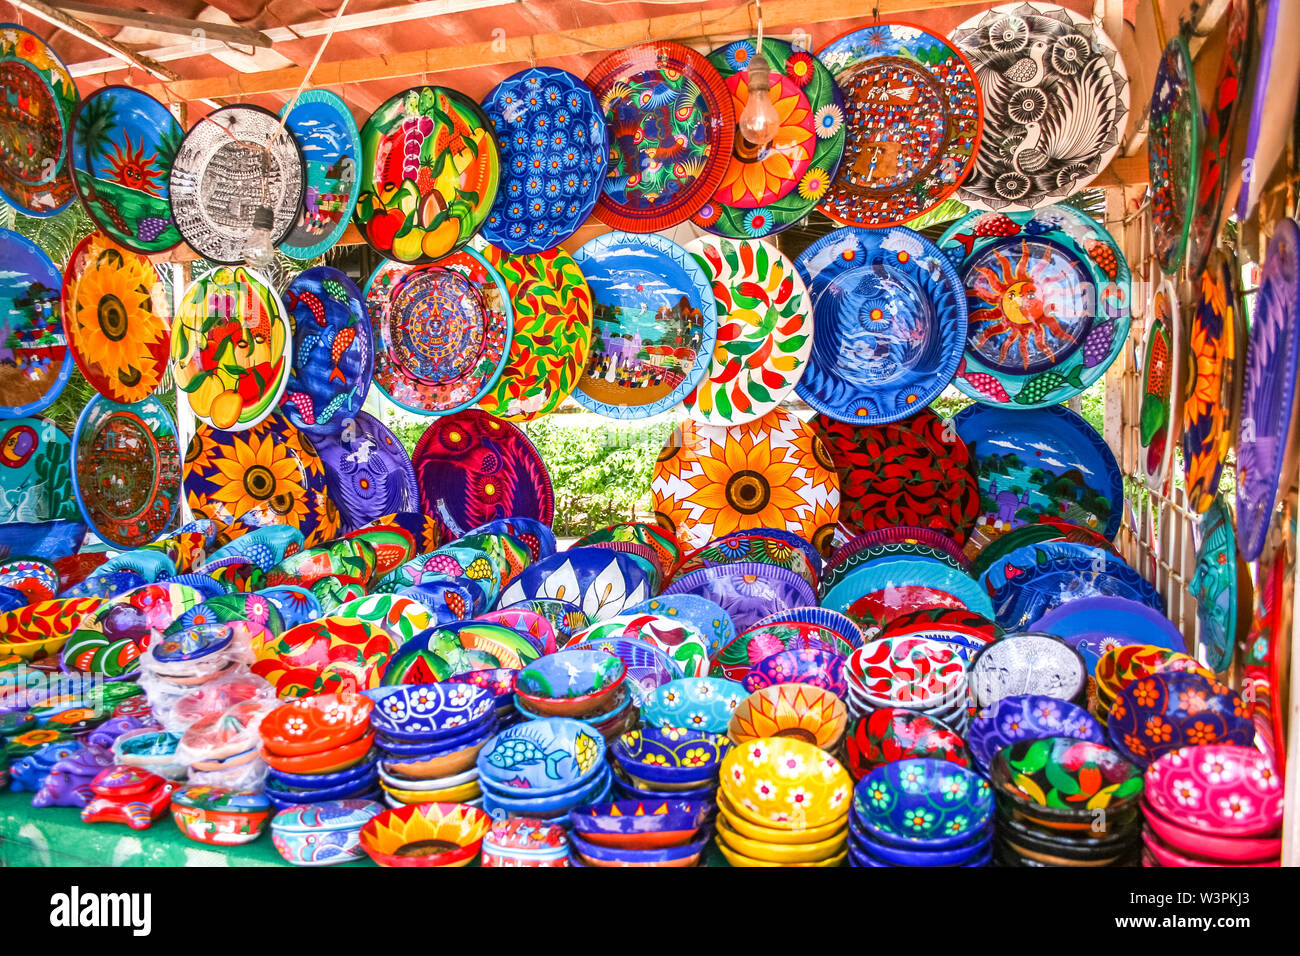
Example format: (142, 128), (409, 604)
(640, 677), (745, 734)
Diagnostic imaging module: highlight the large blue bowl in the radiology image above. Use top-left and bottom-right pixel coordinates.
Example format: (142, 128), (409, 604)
(967, 694), (1104, 774)
(567, 637), (683, 702)
(610, 727), (731, 788)
(568, 826), (711, 865)
(569, 799), (711, 847)
(364, 683), (496, 739)
(854, 759), (993, 845)
(513, 649), (626, 713)
(476, 716), (607, 796)
(481, 763), (613, 815)
(741, 647), (849, 697)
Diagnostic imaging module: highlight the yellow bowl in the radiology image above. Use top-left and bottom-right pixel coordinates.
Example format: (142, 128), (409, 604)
(728, 683), (848, 750)
(380, 779), (482, 804)
(715, 837), (848, 868)
(715, 814), (847, 863)
(715, 789), (848, 844)
(359, 802), (491, 867)
(720, 736), (852, 829)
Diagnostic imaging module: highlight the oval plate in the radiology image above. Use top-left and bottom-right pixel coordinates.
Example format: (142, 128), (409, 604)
(280, 266), (372, 435)
(0, 228), (71, 417)
(279, 89), (362, 259)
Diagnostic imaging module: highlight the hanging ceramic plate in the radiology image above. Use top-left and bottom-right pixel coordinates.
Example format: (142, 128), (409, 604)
(681, 237), (812, 426)
(793, 226), (966, 424)
(280, 266), (372, 435)
(71, 395), (182, 548)
(571, 231), (717, 419)
(1236, 219), (1300, 562)
(278, 89), (361, 258)
(652, 408), (840, 556)
(0, 416), (77, 524)
(813, 22), (980, 227)
(68, 86), (182, 253)
(410, 408), (554, 541)
(939, 204), (1130, 408)
(830, 527), (971, 574)
(954, 403), (1122, 553)
(692, 37), (846, 238)
(1192, 497), (1250, 674)
(1183, 250), (1246, 515)
(61, 232), (170, 404)
(183, 415), (339, 547)
(815, 408), (979, 545)
(1236, 0), (1300, 221)
(172, 266), (290, 431)
(822, 557), (994, 624)
(479, 67), (609, 253)
(169, 105), (306, 264)
(315, 410), (418, 533)
(0, 228), (70, 417)
(1148, 36), (1200, 275)
(584, 41), (734, 232)
(0, 24), (78, 217)
(949, 2), (1129, 211)
(970, 514), (1116, 577)
(355, 86), (499, 264)
(365, 249), (512, 415)
(476, 242), (593, 421)
(1138, 278), (1182, 491)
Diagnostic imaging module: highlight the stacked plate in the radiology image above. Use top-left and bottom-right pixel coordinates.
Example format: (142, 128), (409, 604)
(850, 759), (993, 867)
(568, 798), (712, 867)
(261, 692), (378, 810)
(476, 717), (611, 825)
(845, 635), (971, 734)
(608, 727), (729, 814)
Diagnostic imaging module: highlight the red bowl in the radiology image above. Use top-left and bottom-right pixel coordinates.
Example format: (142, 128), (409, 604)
(1142, 800), (1280, 864)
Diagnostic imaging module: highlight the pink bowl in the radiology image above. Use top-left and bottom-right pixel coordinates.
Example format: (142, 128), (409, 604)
(1142, 799), (1280, 864)
(1142, 829), (1278, 868)
(1144, 745), (1283, 837)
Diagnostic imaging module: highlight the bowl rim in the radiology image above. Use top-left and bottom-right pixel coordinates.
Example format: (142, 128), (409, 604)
(358, 801), (492, 866)
(512, 648), (628, 708)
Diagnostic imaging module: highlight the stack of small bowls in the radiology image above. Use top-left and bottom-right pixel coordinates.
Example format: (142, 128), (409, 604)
(365, 683), (497, 808)
(990, 736), (1144, 866)
(845, 636), (971, 734)
(511, 649), (637, 743)
(851, 759), (993, 867)
(1142, 745), (1282, 867)
(476, 717), (611, 825)
(728, 683), (849, 757)
(358, 801), (493, 867)
(568, 798), (712, 867)
(261, 693), (378, 811)
(1093, 644), (1209, 731)
(481, 817), (571, 867)
(608, 727), (730, 813)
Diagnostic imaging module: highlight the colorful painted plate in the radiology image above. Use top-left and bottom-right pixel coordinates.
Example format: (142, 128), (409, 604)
(949, 2), (1129, 210)
(278, 89), (361, 258)
(479, 67), (609, 253)
(169, 105), (305, 264)
(814, 22), (980, 227)
(172, 266), (290, 431)
(280, 266), (372, 435)
(939, 204), (1130, 408)
(681, 237), (811, 425)
(0, 558), (58, 604)
(315, 411), (417, 533)
(1032, 596), (1184, 672)
(354, 86), (499, 265)
(183, 415), (339, 547)
(822, 557), (994, 624)
(1148, 36), (1199, 275)
(0, 228), (70, 417)
(969, 515), (1116, 577)
(410, 409), (554, 541)
(1236, 219), (1300, 562)
(0, 416), (77, 524)
(1192, 497), (1250, 674)
(571, 231), (717, 419)
(1236, 0), (1300, 221)
(476, 243), (593, 421)
(584, 41), (734, 232)
(652, 408), (839, 556)
(71, 395), (181, 548)
(814, 408), (978, 544)
(793, 226), (966, 424)
(0, 24), (78, 216)
(660, 563), (817, 635)
(693, 37), (846, 238)
(1138, 278), (1182, 490)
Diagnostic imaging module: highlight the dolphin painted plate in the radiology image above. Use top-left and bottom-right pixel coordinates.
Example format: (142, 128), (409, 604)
(315, 410), (418, 533)
(814, 22), (980, 227)
(1192, 497), (1251, 674)
(793, 226), (966, 424)
(61, 232), (171, 404)
(0, 228), (70, 417)
(71, 395), (182, 548)
(0, 24), (78, 217)
(1148, 36), (1199, 275)
(584, 41), (735, 232)
(1138, 278), (1182, 490)
(169, 105), (305, 264)
(939, 204), (1129, 408)
(280, 266), (372, 435)
(571, 231), (717, 419)
(279, 89), (361, 259)
(0, 417), (77, 524)
(692, 37), (846, 238)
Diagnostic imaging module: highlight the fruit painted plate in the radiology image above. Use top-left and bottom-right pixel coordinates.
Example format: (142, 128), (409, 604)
(315, 411), (418, 533)
(0, 416), (77, 524)
(279, 89), (362, 258)
(814, 22), (979, 227)
(822, 557), (994, 624)
(1148, 35), (1199, 275)
(169, 105), (305, 264)
(584, 41), (734, 233)
(0, 24), (78, 217)
(280, 266), (372, 435)
(0, 228), (71, 417)
(793, 226), (966, 424)
(693, 37), (846, 238)
(354, 86), (499, 265)
(682, 237), (812, 425)
(71, 395), (181, 548)
(1138, 278), (1182, 490)
(1192, 497), (1250, 674)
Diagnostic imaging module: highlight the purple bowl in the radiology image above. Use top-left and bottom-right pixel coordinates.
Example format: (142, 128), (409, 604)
(568, 827), (711, 865)
(967, 694), (1104, 774)
(663, 562), (816, 633)
(741, 647), (849, 697)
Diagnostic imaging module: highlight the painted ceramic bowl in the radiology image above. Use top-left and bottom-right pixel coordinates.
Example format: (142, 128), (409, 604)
(716, 814), (848, 864)
(1143, 745), (1282, 837)
(846, 636), (967, 708)
(728, 683), (848, 750)
(852, 825), (991, 867)
(640, 677), (745, 734)
(610, 727), (732, 789)
(268, 754), (379, 792)
(170, 785), (272, 845)
(495, 548), (651, 623)
(481, 763), (612, 816)
(569, 799), (710, 850)
(512, 649), (627, 717)
(715, 841), (849, 868)
(1094, 644), (1209, 703)
(844, 709), (970, 782)
(377, 763), (478, 793)
(364, 683), (496, 739)
(374, 713), (497, 755)
(1108, 672), (1252, 768)
(446, 668), (520, 702)
(262, 731), (375, 776)
(720, 737), (852, 829)
(252, 617), (402, 698)
(715, 788), (844, 844)
(1143, 798), (1280, 863)
(1142, 828), (1277, 868)
(475, 717), (606, 796)
(359, 802), (492, 867)
(967, 632), (1088, 708)
(567, 637), (682, 701)
(481, 818), (570, 867)
(376, 726), (495, 781)
(854, 759), (992, 844)
(261, 692), (374, 757)
(741, 648), (848, 698)
(610, 772), (717, 804)
(568, 828), (710, 867)
(566, 611), (710, 679)
(967, 695), (1104, 775)
(662, 562), (817, 633)
(991, 737), (1144, 823)
(379, 775), (482, 806)
(270, 799), (383, 865)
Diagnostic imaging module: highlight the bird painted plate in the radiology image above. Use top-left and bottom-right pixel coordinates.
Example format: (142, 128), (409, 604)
(61, 232), (170, 404)
(480, 67), (609, 253)
(411, 408), (553, 541)
(682, 237), (811, 426)
(1191, 497), (1251, 674)
(0, 228), (70, 418)
(279, 89), (361, 258)
(1138, 278), (1182, 490)
(0, 416), (76, 526)
(571, 231), (717, 419)
(814, 22), (980, 227)
(1148, 36), (1199, 275)
(584, 41), (735, 232)
(71, 395), (181, 549)
(954, 403), (1122, 550)
(355, 86), (499, 265)
(476, 242), (593, 421)
(822, 557), (994, 624)
(692, 36), (846, 238)
(169, 105), (305, 264)
(1236, 219), (1300, 562)
(69, 86), (182, 252)
(939, 204), (1129, 408)
(315, 410), (418, 533)
(1032, 596), (1184, 672)
(280, 266), (372, 435)
(652, 407), (839, 557)
(172, 266), (290, 431)
(948, 2), (1129, 211)
(793, 226), (966, 424)
(0, 24), (78, 217)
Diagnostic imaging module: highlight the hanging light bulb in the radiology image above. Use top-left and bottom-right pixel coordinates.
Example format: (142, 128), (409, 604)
(243, 145), (277, 273)
(738, 51), (780, 149)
